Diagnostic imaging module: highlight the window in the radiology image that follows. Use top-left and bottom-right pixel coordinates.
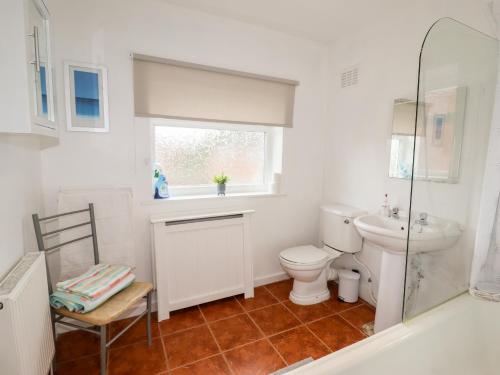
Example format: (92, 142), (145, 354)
(153, 120), (282, 197)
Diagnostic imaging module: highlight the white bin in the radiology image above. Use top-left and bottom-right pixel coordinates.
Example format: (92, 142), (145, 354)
(338, 269), (360, 303)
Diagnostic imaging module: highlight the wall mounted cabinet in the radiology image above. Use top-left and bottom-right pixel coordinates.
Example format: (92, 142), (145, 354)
(0, 0), (57, 137)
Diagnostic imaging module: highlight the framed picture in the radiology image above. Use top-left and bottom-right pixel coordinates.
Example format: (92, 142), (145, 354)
(432, 114), (446, 146)
(64, 61), (109, 132)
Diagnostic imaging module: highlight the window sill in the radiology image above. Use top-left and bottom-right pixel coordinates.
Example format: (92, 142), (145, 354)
(141, 192), (286, 206)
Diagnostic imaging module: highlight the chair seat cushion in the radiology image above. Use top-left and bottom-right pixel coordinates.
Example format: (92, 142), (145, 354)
(55, 281), (153, 326)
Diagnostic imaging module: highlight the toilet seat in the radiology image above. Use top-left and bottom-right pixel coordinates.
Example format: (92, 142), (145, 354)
(280, 245), (327, 266)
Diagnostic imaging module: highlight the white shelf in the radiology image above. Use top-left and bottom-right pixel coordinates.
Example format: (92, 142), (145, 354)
(141, 192), (286, 206)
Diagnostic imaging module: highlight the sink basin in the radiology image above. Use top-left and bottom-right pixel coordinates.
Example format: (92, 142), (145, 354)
(353, 214), (462, 254)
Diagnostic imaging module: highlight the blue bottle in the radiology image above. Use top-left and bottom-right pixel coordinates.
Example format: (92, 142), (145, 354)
(154, 169), (169, 199)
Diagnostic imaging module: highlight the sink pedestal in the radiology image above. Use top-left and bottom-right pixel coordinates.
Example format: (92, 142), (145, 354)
(374, 249), (406, 333)
(354, 213), (462, 333)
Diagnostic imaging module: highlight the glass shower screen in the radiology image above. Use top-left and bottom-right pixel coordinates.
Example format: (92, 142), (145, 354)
(403, 18), (498, 320)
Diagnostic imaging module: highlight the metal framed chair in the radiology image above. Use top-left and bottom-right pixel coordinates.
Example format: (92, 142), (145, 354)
(32, 203), (153, 375)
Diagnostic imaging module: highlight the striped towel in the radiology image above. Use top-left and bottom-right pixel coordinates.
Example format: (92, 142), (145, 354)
(56, 264), (132, 299)
(50, 273), (135, 313)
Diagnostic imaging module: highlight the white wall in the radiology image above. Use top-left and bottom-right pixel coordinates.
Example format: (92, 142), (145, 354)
(38, 0), (498, 308)
(0, 135), (43, 278)
(323, 0), (497, 304)
(41, 0), (328, 285)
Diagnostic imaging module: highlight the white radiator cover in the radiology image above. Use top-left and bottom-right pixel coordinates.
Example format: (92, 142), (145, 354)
(151, 211), (255, 321)
(0, 252), (55, 375)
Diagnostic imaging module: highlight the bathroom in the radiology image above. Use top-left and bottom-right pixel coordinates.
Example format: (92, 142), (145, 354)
(1, 0), (500, 374)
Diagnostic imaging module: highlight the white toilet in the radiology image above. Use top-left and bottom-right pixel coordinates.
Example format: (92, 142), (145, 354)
(279, 204), (366, 305)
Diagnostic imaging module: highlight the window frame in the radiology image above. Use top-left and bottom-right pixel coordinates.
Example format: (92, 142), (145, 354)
(151, 118), (280, 197)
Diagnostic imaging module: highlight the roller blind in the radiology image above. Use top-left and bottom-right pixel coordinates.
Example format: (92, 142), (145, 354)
(133, 54), (298, 127)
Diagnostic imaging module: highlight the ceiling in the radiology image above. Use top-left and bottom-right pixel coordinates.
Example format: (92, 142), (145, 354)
(163, 0), (398, 43)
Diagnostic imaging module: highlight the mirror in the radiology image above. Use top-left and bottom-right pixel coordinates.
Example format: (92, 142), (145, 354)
(389, 86), (467, 182)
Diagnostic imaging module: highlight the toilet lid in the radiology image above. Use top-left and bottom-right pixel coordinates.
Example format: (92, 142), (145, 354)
(280, 245), (327, 265)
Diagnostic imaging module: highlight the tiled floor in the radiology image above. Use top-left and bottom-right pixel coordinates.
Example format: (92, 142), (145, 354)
(54, 280), (375, 375)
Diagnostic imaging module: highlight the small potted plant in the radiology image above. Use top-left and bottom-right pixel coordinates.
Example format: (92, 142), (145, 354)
(213, 173), (230, 196)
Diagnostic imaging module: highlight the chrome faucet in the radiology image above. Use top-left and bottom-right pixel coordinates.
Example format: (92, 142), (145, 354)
(416, 212), (428, 226)
(391, 207), (400, 219)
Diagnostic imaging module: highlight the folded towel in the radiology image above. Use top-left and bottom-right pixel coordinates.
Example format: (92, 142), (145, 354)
(56, 264), (109, 292)
(57, 264), (132, 300)
(50, 273), (135, 313)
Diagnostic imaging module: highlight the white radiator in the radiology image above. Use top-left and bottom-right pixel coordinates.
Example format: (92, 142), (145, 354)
(0, 252), (55, 375)
(151, 210), (255, 321)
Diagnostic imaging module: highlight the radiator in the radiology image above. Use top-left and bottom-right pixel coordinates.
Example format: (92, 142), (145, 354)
(151, 210), (255, 321)
(0, 252), (55, 375)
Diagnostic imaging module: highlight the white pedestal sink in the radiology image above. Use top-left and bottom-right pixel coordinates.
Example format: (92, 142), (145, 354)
(353, 213), (462, 333)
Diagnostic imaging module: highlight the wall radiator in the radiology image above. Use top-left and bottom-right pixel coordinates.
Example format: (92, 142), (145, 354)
(151, 210), (255, 321)
(0, 252), (55, 375)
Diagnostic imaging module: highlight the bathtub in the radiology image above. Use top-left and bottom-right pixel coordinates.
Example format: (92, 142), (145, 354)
(291, 294), (500, 375)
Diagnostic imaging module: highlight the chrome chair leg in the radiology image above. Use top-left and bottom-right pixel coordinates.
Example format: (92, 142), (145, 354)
(100, 325), (107, 375)
(146, 292), (152, 346)
(50, 310), (57, 371)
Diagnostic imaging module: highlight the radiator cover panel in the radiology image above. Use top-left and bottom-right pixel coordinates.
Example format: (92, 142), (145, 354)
(152, 212), (254, 321)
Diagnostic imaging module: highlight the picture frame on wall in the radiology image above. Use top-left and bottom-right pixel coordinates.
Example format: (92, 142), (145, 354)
(432, 114), (446, 146)
(64, 61), (109, 132)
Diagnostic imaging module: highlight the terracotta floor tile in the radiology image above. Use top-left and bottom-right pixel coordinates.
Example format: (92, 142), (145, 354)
(209, 314), (262, 350)
(236, 286), (278, 311)
(269, 326), (330, 364)
(283, 300), (333, 323)
(323, 283), (363, 312)
(170, 355), (231, 375)
(308, 315), (365, 352)
(158, 306), (205, 336)
(340, 304), (376, 330)
(109, 312), (160, 348)
(55, 330), (99, 363)
(225, 340), (285, 375)
(264, 279), (293, 301)
(108, 338), (166, 375)
(55, 355), (100, 375)
(163, 325), (219, 368)
(249, 304), (300, 336)
(199, 297), (244, 322)
(56, 290), (374, 373)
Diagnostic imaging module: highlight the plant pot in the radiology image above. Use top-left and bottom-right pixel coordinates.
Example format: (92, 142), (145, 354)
(217, 183), (226, 196)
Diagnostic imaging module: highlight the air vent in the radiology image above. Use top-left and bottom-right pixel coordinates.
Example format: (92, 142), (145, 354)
(341, 66), (359, 88)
